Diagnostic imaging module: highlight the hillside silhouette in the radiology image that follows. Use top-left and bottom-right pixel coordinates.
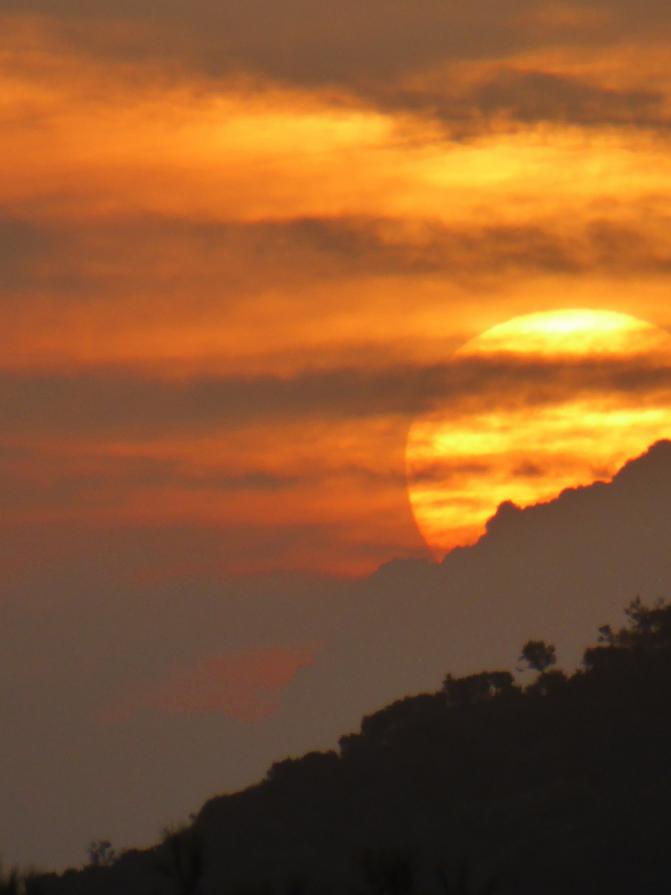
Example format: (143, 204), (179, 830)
(10, 594), (671, 894)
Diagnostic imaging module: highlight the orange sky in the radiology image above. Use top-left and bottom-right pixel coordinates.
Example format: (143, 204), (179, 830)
(3, 5), (671, 575)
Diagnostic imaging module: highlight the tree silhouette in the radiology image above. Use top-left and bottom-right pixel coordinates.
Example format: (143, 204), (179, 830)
(596, 596), (671, 650)
(525, 668), (566, 697)
(86, 839), (117, 868)
(518, 640), (556, 673)
(443, 671), (515, 707)
(154, 825), (203, 895)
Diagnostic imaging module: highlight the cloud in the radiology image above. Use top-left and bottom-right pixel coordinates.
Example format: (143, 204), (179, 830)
(5, 0), (668, 85)
(0, 2), (538, 86)
(0, 445), (308, 514)
(99, 646), (318, 724)
(6, 215), (671, 311)
(6, 208), (671, 381)
(180, 213), (671, 279)
(467, 68), (662, 126)
(4, 3), (671, 136)
(409, 459), (495, 485)
(0, 217), (59, 292)
(0, 366), (426, 436)
(3, 354), (671, 437)
(364, 67), (668, 132)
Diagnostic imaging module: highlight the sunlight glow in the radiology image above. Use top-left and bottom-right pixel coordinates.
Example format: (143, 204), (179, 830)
(463, 309), (666, 358)
(406, 310), (671, 557)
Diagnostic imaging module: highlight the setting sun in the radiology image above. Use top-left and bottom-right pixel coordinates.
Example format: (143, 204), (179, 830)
(406, 310), (671, 556)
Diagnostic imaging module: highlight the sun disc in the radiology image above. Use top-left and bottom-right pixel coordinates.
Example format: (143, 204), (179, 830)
(406, 309), (671, 558)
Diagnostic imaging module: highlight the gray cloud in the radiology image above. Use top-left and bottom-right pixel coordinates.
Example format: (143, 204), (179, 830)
(3, 355), (671, 439)
(1, 1), (538, 84)
(5, 214), (671, 310)
(374, 68), (667, 132)
(252, 214), (671, 278)
(0, 218), (61, 292)
(0, 446), (309, 513)
(0, 366), (430, 436)
(4, 1), (671, 133)
(409, 459), (494, 485)
(467, 69), (662, 127)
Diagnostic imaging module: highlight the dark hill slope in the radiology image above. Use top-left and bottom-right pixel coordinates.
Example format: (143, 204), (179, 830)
(24, 599), (671, 895)
(198, 626), (671, 895)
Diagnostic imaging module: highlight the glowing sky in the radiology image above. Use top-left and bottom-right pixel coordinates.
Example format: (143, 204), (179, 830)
(4, 19), (671, 571)
(4, 0), (671, 870)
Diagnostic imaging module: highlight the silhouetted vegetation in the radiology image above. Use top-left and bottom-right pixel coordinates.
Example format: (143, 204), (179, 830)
(0, 865), (20, 895)
(517, 639), (556, 673)
(86, 841), (117, 869)
(154, 824), (203, 894)
(11, 598), (671, 893)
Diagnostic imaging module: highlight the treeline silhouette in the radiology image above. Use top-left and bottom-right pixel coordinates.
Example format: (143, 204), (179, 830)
(6, 598), (671, 894)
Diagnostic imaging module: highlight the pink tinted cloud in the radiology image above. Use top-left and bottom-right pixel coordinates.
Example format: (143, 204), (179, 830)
(99, 645), (318, 725)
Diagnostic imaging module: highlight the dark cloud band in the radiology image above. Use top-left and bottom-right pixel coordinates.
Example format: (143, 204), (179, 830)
(2, 355), (671, 437)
